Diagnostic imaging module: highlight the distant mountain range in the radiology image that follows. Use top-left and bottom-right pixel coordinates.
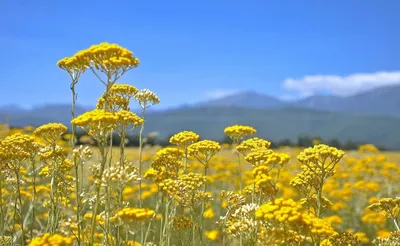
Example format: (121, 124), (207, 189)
(197, 84), (400, 118)
(1, 84), (400, 148)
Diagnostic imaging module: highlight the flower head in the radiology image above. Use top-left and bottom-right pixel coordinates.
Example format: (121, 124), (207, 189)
(236, 137), (271, 155)
(33, 123), (68, 143)
(169, 131), (200, 148)
(134, 89), (160, 109)
(188, 140), (221, 164)
(71, 109), (119, 140)
(224, 125), (256, 143)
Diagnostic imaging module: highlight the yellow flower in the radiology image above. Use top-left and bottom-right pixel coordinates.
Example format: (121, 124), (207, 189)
(169, 131), (200, 148)
(33, 123), (67, 143)
(205, 230), (219, 241)
(28, 233), (74, 246)
(203, 207), (215, 219)
(188, 140), (221, 163)
(224, 125), (256, 143)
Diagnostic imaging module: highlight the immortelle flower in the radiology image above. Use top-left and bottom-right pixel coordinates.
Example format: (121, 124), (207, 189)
(33, 123), (68, 144)
(71, 109), (119, 140)
(169, 131), (200, 148)
(297, 144), (345, 179)
(151, 147), (184, 174)
(57, 56), (88, 83)
(188, 140), (221, 164)
(73, 42), (140, 82)
(224, 125), (256, 143)
(134, 89), (160, 109)
(113, 110), (144, 136)
(0, 133), (39, 162)
(97, 84), (139, 111)
(236, 137), (271, 155)
(256, 198), (335, 240)
(113, 207), (155, 222)
(244, 148), (290, 167)
(28, 233), (74, 246)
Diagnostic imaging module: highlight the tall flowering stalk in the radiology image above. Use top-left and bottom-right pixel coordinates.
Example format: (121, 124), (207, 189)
(224, 125), (256, 192)
(291, 144), (344, 218)
(134, 89), (159, 242)
(33, 123), (68, 235)
(65, 42), (139, 245)
(72, 110), (118, 244)
(290, 144), (344, 245)
(188, 140), (220, 244)
(169, 131), (200, 174)
(57, 54), (87, 245)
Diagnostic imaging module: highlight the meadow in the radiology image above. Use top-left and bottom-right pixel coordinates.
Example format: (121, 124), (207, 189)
(0, 42), (399, 246)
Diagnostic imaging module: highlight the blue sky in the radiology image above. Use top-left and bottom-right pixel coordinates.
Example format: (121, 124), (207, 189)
(1, 0), (399, 109)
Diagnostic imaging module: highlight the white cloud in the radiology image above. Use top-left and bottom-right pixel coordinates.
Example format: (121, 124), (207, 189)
(282, 71), (400, 96)
(204, 89), (239, 99)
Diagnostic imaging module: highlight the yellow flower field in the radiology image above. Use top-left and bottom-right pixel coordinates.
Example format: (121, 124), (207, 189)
(0, 42), (399, 246)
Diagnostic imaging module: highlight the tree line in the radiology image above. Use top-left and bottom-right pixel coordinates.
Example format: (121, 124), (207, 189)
(72, 131), (389, 151)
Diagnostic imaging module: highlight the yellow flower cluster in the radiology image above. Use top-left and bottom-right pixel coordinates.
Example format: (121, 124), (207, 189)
(224, 125), (256, 143)
(116, 110), (143, 128)
(28, 233), (74, 246)
(204, 230), (219, 241)
(188, 140), (221, 163)
(115, 207), (155, 222)
(358, 144), (379, 153)
(0, 133), (38, 162)
(327, 231), (361, 245)
(151, 147), (184, 174)
(172, 215), (193, 231)
(256, 198), (335, 238)
(368, 197), (400, 218)
(33, 123), (67, 143)
(244, 148), (290, 167)
(169, 131), (200, 148)
(297, 144), (345, 175)
(236, 137), (271, 155)
(57, 56), (88, 73)
(247, 165), (277, 196)
(72, 109), (119, 139)
(60, 42), (139, 73)
(110, 83), (139, 95)
(169, 173), (210, 207)
(97, 83), (138, 111)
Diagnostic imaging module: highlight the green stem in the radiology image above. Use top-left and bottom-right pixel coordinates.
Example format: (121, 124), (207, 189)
(30, 158), (37, 240)
(138, 108), (146, 243)
(15, 167), (25, 246)
(199, 164), (209, 245)
(236, 151), (243, 191)
(70, 82), (81, 245)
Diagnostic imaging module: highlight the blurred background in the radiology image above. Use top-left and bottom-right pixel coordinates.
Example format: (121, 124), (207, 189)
(1, 0), (399, 149)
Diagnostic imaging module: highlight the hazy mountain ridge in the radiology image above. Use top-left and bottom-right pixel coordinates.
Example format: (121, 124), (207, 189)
(199, 84), (400, 117)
